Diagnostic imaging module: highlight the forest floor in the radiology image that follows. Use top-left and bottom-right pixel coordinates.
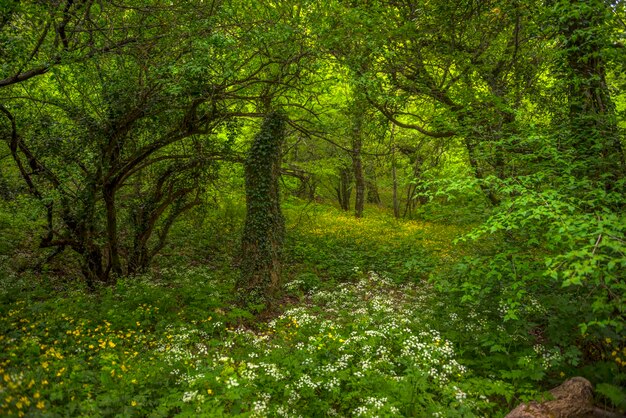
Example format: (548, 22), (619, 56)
(0, 202), (613, 417)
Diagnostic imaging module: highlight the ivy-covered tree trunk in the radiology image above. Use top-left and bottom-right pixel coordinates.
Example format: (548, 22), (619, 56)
(556, 0), (625, 183)
(238, 112), (286, 305)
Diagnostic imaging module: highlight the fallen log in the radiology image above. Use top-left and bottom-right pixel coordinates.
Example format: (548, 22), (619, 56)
(506, 377), (624, 418)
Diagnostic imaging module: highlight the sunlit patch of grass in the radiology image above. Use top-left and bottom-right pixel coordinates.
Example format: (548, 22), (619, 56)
(283, 204), (477, 283)
(287, 204), (468, 248)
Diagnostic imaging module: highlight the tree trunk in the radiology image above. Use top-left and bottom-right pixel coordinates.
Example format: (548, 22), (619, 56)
(352, 106), (365, 218)
(465, 138), (500, 206)
(128, 216), (149, 275)
(352, 146), (365, 218)
(391, 125), (400, 218)
(103, 184), (122, 280)
(392, 153), (400, 218)
(81, 245), (104, 291)
(238, 112), (286, 306)
(75, 177), (109, 289)
(336, 167), (352, 211)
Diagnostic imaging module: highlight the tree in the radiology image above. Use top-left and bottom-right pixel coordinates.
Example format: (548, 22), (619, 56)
(550, 0), (625, 185)
(0, 0), (276, 287)
(0, 59), (222, 287)
(238, 112), (286, 305)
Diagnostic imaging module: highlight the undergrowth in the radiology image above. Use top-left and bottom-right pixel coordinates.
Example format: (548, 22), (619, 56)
(0, 201), (624, 417)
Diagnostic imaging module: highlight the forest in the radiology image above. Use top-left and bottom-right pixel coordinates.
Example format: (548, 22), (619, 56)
(0, 0), (625, 416)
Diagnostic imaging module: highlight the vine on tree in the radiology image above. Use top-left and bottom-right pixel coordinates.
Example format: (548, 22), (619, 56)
(238, 111), (287, 306)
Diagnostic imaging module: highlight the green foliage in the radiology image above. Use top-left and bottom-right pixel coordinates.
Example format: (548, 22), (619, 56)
(2, 198), (625, 416)
(1, 0), (626, 416)
(431, 171), (626, 408)
(0, 266), (237, 417)
(0, 267), (506, 417)
(596, 383), (626, 410)
(0, 196), (41, 258)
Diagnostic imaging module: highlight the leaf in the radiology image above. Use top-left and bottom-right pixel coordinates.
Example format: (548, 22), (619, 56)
(596, 383), (626, 408)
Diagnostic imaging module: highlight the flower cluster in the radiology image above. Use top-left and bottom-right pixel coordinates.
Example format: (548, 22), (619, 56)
(163, 270), (476, 416)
